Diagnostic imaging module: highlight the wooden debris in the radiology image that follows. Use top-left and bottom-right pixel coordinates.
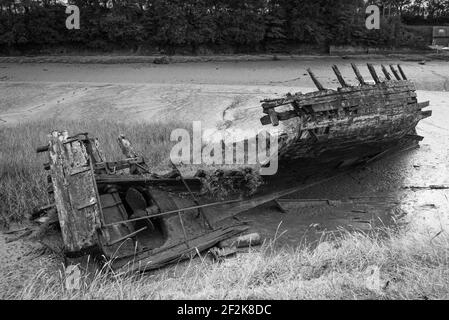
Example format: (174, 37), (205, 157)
(4, 226), (29, 234)
(397, 65), (408, 80)
(367, 63), (381, 84)
(403, 185), (449, 190)
(5, 230), (32, 243)
(381, 65), (392, 80)
(307, 68), (326, 91)
(332, 65), (348, 87)
(273, 199), (287, 213)
(351, 63), (367, 85)
(389, 65), (402, 80)
(117, 134), (139, 158)
(47, 131), (101, 253)
(218, 232), (261, 248)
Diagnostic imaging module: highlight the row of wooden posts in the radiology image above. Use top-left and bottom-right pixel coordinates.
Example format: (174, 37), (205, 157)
(307, 63), (408, 91)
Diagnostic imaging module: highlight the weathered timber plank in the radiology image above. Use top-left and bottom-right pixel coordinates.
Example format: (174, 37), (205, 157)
(417, 101), (430, 109)
(420, 110), (432, 119)
(381, 65), (392, 80)
(307, 68), (326, 91)
(113, 225), (249, 272)
(117, 134), (139, 158)
(351, 63), (367, 85)
(390, 65), (401, 80)
(94, 157), (146, 173)
(262, 80), (415, 106)
(268, 108), (279, 126)
(397, 65), (408, 80)
(262, 84), (416, 110)
(86, 137), (105, 164)
(332, 65), (348, 87)
(48, 131), (101, 253)
(367, 64), (381, 84)
(98, 191), (137, 258)
(261, 98), (420, 126)
(297, 86), (416, 107)
(309, 93), (416, 113)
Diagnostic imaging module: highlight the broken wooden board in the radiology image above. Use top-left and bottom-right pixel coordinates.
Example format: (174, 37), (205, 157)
(47, 131), (101, 254)
(113, 225), (249, 272)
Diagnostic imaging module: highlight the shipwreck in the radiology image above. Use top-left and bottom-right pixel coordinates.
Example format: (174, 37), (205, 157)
(33, 64), (431, 272)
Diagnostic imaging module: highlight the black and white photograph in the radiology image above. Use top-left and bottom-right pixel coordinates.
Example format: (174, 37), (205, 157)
(0, 0), (449, 303)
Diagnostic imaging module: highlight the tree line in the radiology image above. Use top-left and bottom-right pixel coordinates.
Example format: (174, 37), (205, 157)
(0, 0), (448, 54)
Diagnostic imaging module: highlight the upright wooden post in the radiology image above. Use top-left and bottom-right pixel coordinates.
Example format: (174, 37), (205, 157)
(397, 65), (408, 80)
(381, 65), (392, 80)
(367, 64), (381, 84)
(389, 65), (401, 80)
(117, 134), (139, 158)
(307, 68), (326, 91)
(351, 63), (367, 85)
(332, 65), (348, 87)
(47, 131), (101, 253)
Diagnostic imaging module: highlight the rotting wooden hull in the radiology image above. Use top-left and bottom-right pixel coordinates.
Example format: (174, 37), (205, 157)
(203, 66), (432, 224)
(259, 65), (431, 181)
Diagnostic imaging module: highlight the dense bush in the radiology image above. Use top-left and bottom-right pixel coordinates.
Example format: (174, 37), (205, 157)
(0, 0), (445, 54)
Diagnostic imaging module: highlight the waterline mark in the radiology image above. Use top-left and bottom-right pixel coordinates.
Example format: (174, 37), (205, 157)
(170, 121), (278, 175)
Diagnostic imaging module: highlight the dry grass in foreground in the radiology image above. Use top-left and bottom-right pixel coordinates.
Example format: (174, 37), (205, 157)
(9, 228), (449, 300)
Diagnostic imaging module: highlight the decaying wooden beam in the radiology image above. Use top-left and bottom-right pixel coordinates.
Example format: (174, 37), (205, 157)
(397, 65), (408, 80)
(351, 63), (367, 85)
(86, 137), (105, 164)
(389, 65), (401, 80)
(307, 68), (326, 91)
(114, 225), (249, 272)
(332, 65), (348, 87)
(94, 157), (146, 173)
(95, 174), (201, 188)
(405, 134), (424, 141)
(381, 65), (392, 80)
(105, 226), (147, 247)
(261, 81), (415, 110)
(417, 101), (430, 109)
(420, 110), (432, 119)
(367, 64), (380, 84)
(268, 108), (279, 126)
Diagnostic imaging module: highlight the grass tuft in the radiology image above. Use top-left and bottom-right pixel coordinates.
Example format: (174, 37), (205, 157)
(10, 229), (449, 300)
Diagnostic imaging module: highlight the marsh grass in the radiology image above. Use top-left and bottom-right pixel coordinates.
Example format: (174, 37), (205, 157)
(13, 228), (449, 300)
(0, 119), (188, 226)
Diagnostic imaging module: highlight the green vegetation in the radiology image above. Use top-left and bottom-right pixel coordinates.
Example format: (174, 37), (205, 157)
(1, 0), (446, 54)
